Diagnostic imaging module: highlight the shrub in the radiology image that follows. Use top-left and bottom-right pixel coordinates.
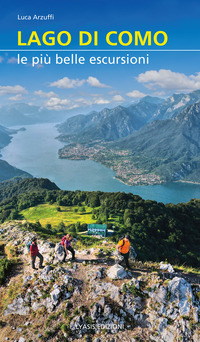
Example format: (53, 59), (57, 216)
(0, 258), (14, 284)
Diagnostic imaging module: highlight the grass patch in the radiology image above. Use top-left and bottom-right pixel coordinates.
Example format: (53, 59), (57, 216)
(174, 264), (200, 275)
(21, 204), (97, 228)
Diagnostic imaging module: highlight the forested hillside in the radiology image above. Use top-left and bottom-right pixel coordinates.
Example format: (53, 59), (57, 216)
(0, 178), (199, 267)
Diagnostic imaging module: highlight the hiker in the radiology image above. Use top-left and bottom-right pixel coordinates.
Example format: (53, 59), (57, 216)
(30, 237), (44, 270)
(63, 234), (76, 261)
(116, 234), (131, 269)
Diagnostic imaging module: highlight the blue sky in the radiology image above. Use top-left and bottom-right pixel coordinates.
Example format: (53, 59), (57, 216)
(1, 0), (200, 113)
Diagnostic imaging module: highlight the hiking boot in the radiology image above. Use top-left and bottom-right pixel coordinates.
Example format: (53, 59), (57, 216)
(32, 267), (38, 270)
(39, 266), (45, 269)
(71, 258), (77, 262)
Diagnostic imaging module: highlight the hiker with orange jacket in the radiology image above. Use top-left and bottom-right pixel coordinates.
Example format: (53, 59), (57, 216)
(116, 235), (131, 269)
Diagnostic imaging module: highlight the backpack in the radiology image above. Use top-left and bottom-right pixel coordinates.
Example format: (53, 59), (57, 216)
(61, 236), (67, 246)
(118, 238), (125, 248)
(27, 241), (32, 251)
(129, 246), (137, 260)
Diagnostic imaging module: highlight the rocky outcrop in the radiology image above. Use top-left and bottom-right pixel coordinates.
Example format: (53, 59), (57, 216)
(147, 276), (200, 341)
(1, 222), (200, 342)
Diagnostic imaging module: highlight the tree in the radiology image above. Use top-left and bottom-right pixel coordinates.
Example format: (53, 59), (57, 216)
(45, 223), (52, 231)
(57, 221), (65, 233)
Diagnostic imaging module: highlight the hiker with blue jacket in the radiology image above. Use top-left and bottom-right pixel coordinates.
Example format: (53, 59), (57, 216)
(63, 234), (76, 261)
(30, 237), (44, 270)
(116, 235), (131, 269)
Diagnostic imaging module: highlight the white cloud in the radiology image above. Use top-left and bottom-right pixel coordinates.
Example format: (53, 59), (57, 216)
(87, 76), (110, 88)
(112, 95), (125, 102)
(50, 76), (110, 90)
(126, 90), (146, 98)
(153, 91), (165, 96)
(0, 85), (27, 96)
(34, 90), (58, 98)
(68, 104), (80, 110)
(7, 57), (18, 64)
(109, 91), (118, 95)
(93, 97), (110, 105)
(9, 94), (23, 101)
(75, 98), (92, 106)
(0, 56), (4, 63)
(50, 77), (85, 89)
(137, 69), (200, 92)
(44, 97), (71, 110)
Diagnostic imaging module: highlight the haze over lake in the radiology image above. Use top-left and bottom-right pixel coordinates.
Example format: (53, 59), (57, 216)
(1, 123), (200, 204)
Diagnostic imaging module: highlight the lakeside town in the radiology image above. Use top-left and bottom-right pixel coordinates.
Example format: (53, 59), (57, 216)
(58, 144), (163, 186)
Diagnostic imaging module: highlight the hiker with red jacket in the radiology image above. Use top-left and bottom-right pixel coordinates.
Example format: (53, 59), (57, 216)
(63, 234), (76, 262)
(116, 235), (131, 270)
(30, 237), (44, 270)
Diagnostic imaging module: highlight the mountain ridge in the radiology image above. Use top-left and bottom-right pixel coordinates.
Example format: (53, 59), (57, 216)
(57, 89), (200, 145)
(57, 98), (161, 143)
(58, 99), (200, 184)
(0, 103), (71, 126)
(109, 102), (200, 182)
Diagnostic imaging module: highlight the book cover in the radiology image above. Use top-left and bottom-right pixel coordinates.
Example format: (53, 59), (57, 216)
(1, 0), (200, 203)
(0, 1), (200, 341)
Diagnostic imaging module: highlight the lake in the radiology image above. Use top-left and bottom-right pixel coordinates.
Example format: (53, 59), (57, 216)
(1, 123), (200, 204)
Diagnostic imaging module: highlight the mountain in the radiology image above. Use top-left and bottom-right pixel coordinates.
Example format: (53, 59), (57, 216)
(57, 90), (200, 146)
(152, 89), (200, 120)
(57, 97), (162, 143)
(0, 103), (69, 126)
(0, 177), (60, 202)
(0, 124), (32, 181)
(111, 102), (200, 182)
(0, 160), (32, 182)
(0, 125), (17, 150)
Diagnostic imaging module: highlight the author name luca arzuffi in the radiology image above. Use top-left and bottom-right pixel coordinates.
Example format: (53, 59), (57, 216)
(17, 14), (54, 21)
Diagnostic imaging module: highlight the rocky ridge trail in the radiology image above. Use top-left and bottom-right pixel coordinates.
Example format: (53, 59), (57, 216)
(0, 222), (200, 342)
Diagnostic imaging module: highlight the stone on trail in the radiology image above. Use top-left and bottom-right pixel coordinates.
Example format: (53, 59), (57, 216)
(159, 261), (175, 273)
(54, 243), (65, 262)
(107, 264), (128, 279)
(4, 296), (30, 316)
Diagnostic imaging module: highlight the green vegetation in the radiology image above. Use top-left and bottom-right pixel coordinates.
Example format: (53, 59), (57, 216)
(21, 203), (96, 228)
(0, 178), (200, 267)
(0, 258), (14, 285)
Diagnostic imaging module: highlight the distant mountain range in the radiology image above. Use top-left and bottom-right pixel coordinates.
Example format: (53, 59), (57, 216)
(0, 103), (69, 126)
(152, 89), (200, 120)
(110, 102), (200, 182)
(58, 90), (200, 144)
(0, 124), (31, 181)
(58, 89), (200, 183)
(57, 97), (163, 143)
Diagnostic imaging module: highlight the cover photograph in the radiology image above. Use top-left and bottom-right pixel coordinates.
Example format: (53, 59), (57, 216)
(0, 1), (200, 341)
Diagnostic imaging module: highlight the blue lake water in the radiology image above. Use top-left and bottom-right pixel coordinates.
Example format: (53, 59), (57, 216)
(1, 123), (200, 204)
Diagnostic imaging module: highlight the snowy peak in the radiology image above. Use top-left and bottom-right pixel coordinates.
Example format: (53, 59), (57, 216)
(153, 89), (200, 120)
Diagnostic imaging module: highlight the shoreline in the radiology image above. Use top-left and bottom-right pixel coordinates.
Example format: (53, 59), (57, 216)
(60, 154), (200, 187)
(175, 180), (200, 185)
